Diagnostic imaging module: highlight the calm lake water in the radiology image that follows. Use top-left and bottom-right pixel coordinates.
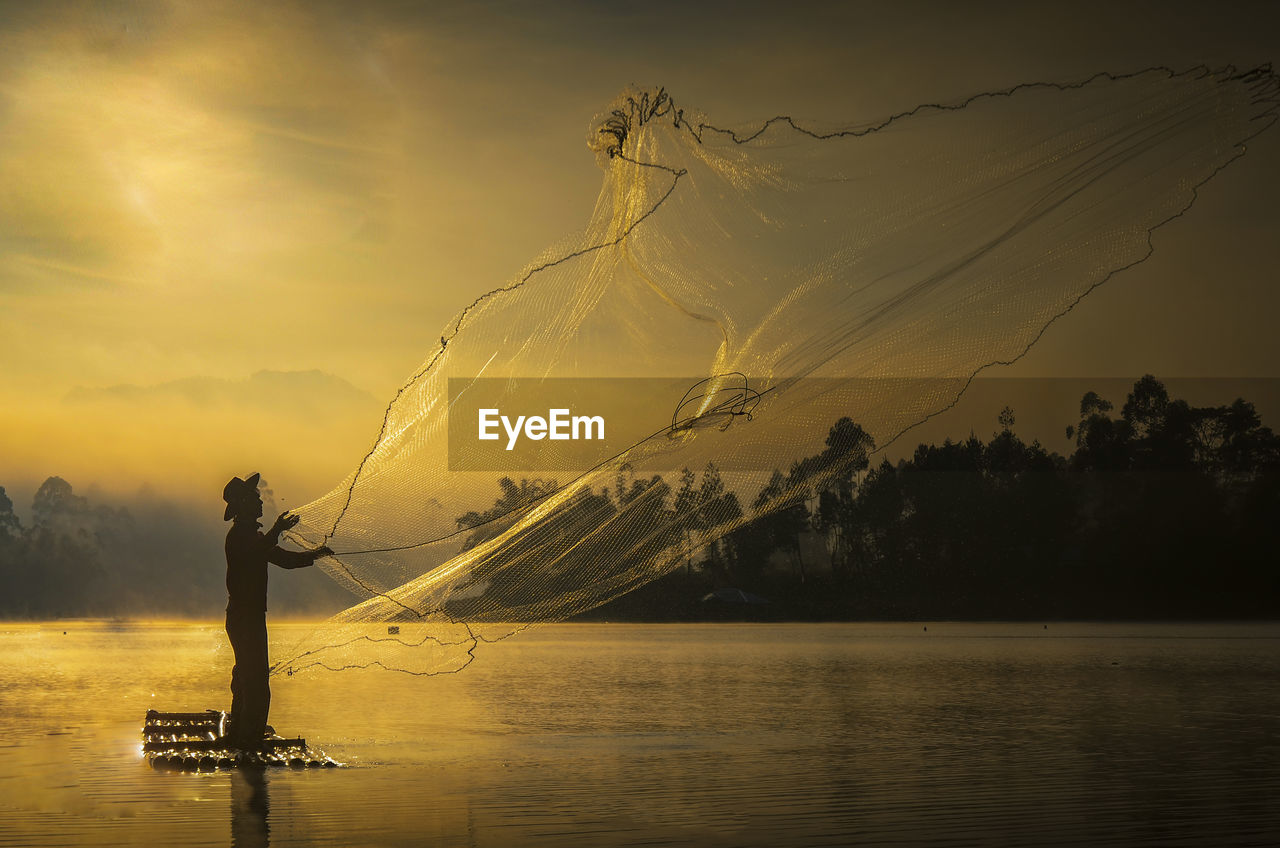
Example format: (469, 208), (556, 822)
(0, 622), (1277, 847)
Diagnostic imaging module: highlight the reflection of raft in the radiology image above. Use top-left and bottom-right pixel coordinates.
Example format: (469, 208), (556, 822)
(143, 709), (340, 770)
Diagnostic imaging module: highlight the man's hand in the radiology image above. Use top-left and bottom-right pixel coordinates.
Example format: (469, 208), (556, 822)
(311, 545), (334, 562)
(270, 511), (301, 537)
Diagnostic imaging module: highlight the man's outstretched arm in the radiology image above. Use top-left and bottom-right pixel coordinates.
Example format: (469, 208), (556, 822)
(267, 541), (333, 569)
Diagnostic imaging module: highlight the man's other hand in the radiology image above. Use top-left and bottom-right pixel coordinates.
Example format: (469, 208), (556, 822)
(271, 511), (301, 535)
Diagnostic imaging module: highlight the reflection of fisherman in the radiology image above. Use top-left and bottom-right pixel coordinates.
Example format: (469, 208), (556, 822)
(221, 473), (331, 750)
(231, 767), (270, 848)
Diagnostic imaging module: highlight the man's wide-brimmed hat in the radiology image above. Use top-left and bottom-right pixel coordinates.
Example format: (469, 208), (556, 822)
(222, 472), (261, 521)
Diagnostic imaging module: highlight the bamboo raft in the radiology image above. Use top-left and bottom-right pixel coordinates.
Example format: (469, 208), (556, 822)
(143, 709), (340, 769)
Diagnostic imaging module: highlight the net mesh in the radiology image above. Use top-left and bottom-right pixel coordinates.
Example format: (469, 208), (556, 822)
(274, 66), (1278, 675)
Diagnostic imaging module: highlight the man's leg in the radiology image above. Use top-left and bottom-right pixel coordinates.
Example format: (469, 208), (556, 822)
(226, 611), (270, 748)
(226, 610), (248, 744)
(238, 613), (271, 747)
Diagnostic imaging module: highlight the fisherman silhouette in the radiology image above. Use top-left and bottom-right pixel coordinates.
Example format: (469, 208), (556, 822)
(221, 473), (331, 750)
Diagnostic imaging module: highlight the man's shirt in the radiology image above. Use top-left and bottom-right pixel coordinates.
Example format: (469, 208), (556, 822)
(225, 520), (313, 614)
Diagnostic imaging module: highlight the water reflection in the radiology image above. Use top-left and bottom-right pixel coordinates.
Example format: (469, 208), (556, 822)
(0, 622), (1277, 846)
(231, 768), (269, 848)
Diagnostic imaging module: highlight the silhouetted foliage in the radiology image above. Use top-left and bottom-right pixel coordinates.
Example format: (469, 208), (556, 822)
(0, 487), (20, 541)
(588, 376), (1280, 621)
(456, 476), (560, 552)
(5, 376), (1278, 621)
(0, 478), (353, 618)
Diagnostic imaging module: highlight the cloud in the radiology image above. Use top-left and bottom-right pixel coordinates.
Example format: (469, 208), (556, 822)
(0, 1), (403, 293)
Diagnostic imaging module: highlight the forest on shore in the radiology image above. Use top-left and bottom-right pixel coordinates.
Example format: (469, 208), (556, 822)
(0, 478), (350, 617)
(476, 375), (1280, 621)
(3, 376), (1277, 620)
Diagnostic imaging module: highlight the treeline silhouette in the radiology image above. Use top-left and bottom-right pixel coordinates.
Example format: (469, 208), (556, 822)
(463, 375), (1278, 621)
(4, 375), (1276, 620)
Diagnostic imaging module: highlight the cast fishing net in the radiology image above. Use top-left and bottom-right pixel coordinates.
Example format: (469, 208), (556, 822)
(274, 66), (1278, 675)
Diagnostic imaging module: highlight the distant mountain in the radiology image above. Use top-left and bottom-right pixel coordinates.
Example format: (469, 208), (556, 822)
(64, 369), (376, 416)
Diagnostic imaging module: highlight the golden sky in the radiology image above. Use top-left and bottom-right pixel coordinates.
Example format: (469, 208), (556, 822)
(2, 0), (1278, 507)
